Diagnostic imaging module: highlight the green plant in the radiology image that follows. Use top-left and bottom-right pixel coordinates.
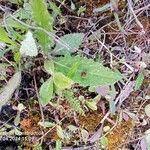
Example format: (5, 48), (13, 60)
(63, 90), (84, 115)
(53, 33), (84, 54)
(54, 55), (122, 87)
(55, 140), (62, 150)
(0, 0), (122, 110)
(39, 59), (73, 106)
(31, 0), (54, 52)
(0, 26), (15, 45)
(19, 30), (38, 56)
(0, 0), (149, 149)
(8, 0), (23, 5)
(39, 78), (54, 106)
(134, 72), (144, 91)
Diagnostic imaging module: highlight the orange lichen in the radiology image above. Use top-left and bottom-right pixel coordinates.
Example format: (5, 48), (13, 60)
(20, 113), (41, 134)
(79, 111), (134, 149)
(78, 111), (102, 132)
(20, 112), (44, 149)
(106, 119), (134, 150)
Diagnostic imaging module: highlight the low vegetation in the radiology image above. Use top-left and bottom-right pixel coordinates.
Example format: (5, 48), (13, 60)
(0, 0), (150, 149)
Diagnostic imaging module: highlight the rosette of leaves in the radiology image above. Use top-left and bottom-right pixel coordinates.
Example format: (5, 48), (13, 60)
(40, 54), (122, 107)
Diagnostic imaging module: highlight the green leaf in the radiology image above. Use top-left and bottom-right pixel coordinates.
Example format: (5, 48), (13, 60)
(44, 59), (55, 75)
(64, 90), (84, 115)
(4, 27), (24, 42)
(31, 0), (53, 29)
(53, 72), (73, 92)
(35, 31), (54, 52)
(14, 113), (21, 126)
(56, 125), (64, 139)
(39, 78), (53, 106)
(54, 33), (84, 54)
(49, 2), (61, 18)
(0, 50), (4, 58)
(14, 51), (21, 63)
(55, 140), (62, 150)
(6, 17), (26, 29)
(86, 100), (97, 111)
(67, 62), (80, 78)
(5, 6), (29, 29)
(14, 128), (22, 136)
(38, 121), (55, 128)
(33, 144), (43, 150)
(134, 72), (144, 90)
(19, 31), (38, 57)
(77, 6), (86, 16)
(8, 0), (22, 5)
(0, 26), (14, 45)
(67, 125), (78, 132)
(100, 137), (109, 148)
(109, 100), (116, 115)
(54, 55), (122, 87)
(31, 0), (54, 52)
(10, 3), (32, 20)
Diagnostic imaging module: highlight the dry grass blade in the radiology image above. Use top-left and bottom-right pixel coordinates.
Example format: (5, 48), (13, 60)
(0, 71), (21, 110)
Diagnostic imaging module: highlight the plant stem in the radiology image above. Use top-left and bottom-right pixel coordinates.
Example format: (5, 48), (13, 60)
(127, 0), (144, 30)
